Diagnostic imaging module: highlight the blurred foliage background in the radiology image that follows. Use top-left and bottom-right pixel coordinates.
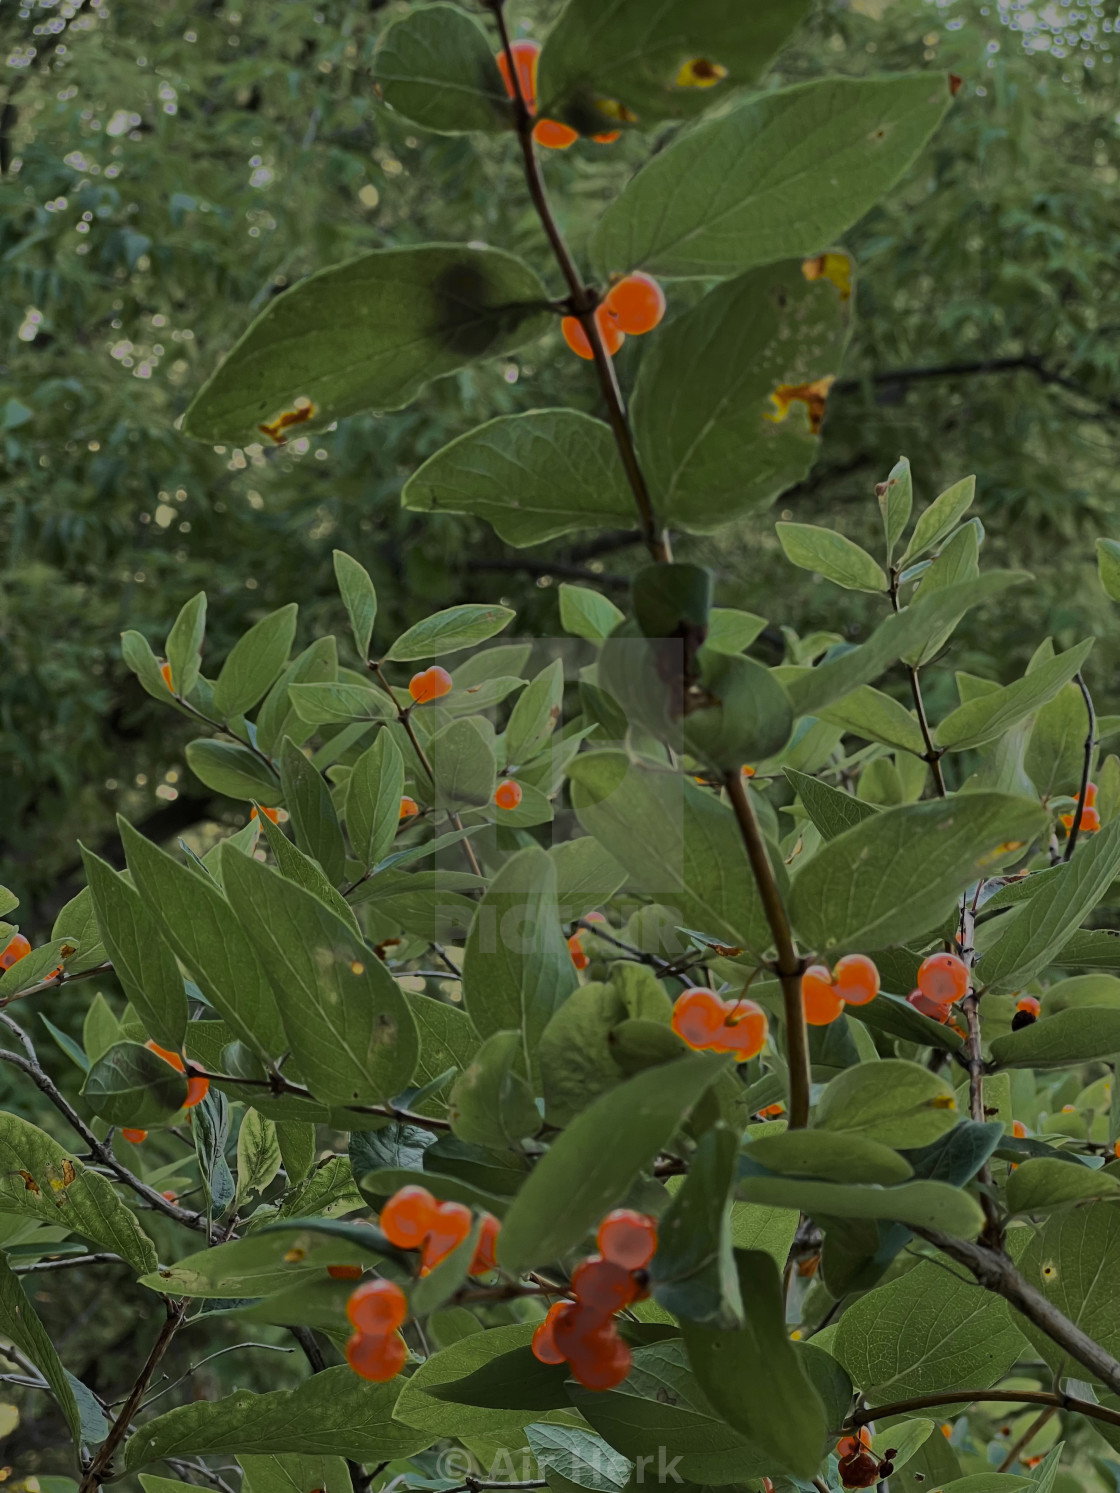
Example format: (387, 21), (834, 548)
(3, 0), (1120, 1483)
(4, 0), (1120, 916)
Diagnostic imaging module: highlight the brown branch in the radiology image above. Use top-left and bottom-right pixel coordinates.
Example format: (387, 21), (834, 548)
(955, 904), (1001, 1246)
(1063, 671), (1096, 863)
(915, 1225), (1120, 1398)
(850, 1387), (1119, 1434)
(724, 770), (810, 1128)
(188, 1066), (453, 1131)
(485, 0), (669, 565)
(888, 570), (946, 797)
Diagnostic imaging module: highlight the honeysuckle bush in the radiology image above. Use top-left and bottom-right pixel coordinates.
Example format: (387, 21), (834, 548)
(11, 4), (1120, 1493)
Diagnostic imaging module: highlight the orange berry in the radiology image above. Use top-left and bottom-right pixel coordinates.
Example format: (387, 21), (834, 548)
(345, 1329), (408, 1382)
(121, 1128), (147, 1144)
(592, 131), (621, 144)
(161, 1189), (179, 1203)
(421, 1200), (473, 1271)
(1016, 995), (1041, 1017)
(495, 40), (540, 112)
(184, 1075), (210, 1109)
(566, 1321), (632, 1390)
(741, 764), (756, 778)
(597, 1209), (657, 1271)
(1012, 1120), (1028, 1138)
(379, 1184), (438, 1249)
(347, 1278), (408, 1334)
(1085, 782), (1098, 807)
(494, 780), (523, 811)
(250, 806), (281, 823)
(146, 1040), (186, 1073)
(399, 795), (420, 820)
(833, 953), (880, 1007)
(0, 934), (31, 970)
(571, 1255), (640, 1317)
(836, 1428), (873, 1459)
(568, 932), (590, 971)
(907, 988), (950, 1022)
(802, 965), (844, 1026)
(758, 1102), (785, 1119)
(531, 1301), (571, 1365)
(671, 988), (726, 1049)
(160, 660), (174, 691)
(916, 952), (969, 1007)
(709, 996), (768, 1060)
(533, 117), (578, 150)
(327, 1264), (363, 1281)
(408, 666), (453, 704)
(604, 273), (666, 336)
(470, 1213), (500, 1276)
(562, 305), (626, 361)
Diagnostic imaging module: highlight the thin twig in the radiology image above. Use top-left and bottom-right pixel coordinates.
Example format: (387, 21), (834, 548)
(187, 1066), (453, 1132)
(850, 1386), (1116, 1433)
(138, 1340), (293, 1408)
(997, 1403), (1058, 1472)
(13, 1252), (123, 1275)
(888, 571), (946, 796)
(1063, 671), (1096, 862)
(724, 770), (810, 1128)
(0, 960), (112, 1010)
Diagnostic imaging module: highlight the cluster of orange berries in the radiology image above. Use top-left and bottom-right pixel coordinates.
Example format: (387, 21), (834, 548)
(495, 40), (620, 151)
(532, 1209), (656, 1389)
(0, 934), (31, 971)
(671, 987), (768, 1060)
(561, 274), (666, 362)
(801, 954), (880, 1027)
(905, 951), (970, 1022)
(1061, 780), (1101, 835)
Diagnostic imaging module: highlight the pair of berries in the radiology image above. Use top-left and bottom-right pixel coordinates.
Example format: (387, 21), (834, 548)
(0, 934), (31, 971)
(495, 40), (619, 150)
(1061, 781), (1100, 835)
(531, 1209), (657, 1390)
(408, 666), (452, 704)
(905, 951), (970, 1021)
(671, 987), (768, 1061)
(345, 1278), (409, 1383)
(379, 1184), (500, 1277)
(801, 955), (880, 1027)
(561, 274), (667, 361)
(146, 1040), (210, 1109)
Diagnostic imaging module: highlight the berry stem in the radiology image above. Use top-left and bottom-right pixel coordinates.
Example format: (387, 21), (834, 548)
(1063, 670), (1096, 862)
(723, 769), (810, 1128)
(485, 0), (670, 566)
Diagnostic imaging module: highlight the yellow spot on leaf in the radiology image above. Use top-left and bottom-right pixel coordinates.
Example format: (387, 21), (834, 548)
(594, 96), (638, 123)
(801, 252), (853, 301)
(350, 960), (366, 976)
(258, 397), (316, 446)
(764, 377), (835, 436)
(676, 57), (728, 88)
(283, 1247), (306, 1263)
(931, 1094), (956, 1110)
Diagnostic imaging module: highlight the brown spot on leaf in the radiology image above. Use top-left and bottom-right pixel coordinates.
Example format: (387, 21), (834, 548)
(949, 73), (963, 96)
(258, 398), (316, 445)
(16, 1171), (39, 1195)
(764, 376), (835, 435)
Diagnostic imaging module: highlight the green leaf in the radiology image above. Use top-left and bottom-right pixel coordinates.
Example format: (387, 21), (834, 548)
(736, 1171), (984, 1236)
(706, 608), (768, 655)
(81, 1041), (188, 1126)
(559, 585), (626, 644)
(934, 640), (1094, 752)
(279, 738), (346, 886)
(1006, 1157), (1120, 1214)
(448, 1031), (540, 1147)
(682, 1250), (827, 1479)
(184, 246), (550, 445)
(148, 1222), (394, 1299)
(122, 628), (179, 704)
(238, 1454), (353, 1493)
(549, 839), (628, 920)
(285, 682), (391, 726)
(507, 659), (564, 766)
(777, 522), (886, 593)
(237, 1108), (283, 1205)
(540, 982), (625, 1126)
(785, 769), (877, 841)
(403, 411), (635, 547)
(332, 551), (378, 661)
(684, 651), (794, 771)
(122, 1366), (431, 1469)
(814, 1059), (958, 1147)
(979, 817), (1120, 991)
(788, 792), (1048, 952)
(592, 75), (952, 278)
(256, 637), (339, 757)
(195, 1088), (236, 1217)
(1097, 538), (1120, 602)
(275, 1121), (316, 1186)
(0, 1255), (100, 1446)
(393, 1321), (573, 1434)
(426, 1344), (568, 1413)
(568, 751), (769, 953)
(375, 4), (509, 135)
(496, 1052), (731, 1272)
(212, 604), (298, 721)
(899, 475), (976, 566)
(901, 523), (980, 670)
(386, 603), (516, 662)
(462, 846), (577, 1081)
(185, 739), (284, 805)
(120, 817), (284, 1060)
(536, 0), (811, 127)
(255, 813), (360, 937)
(650, 1125), (741, 1327)
(80, 847), (187, 1047)
(745, 1129), (914, 1184)
(430, 716), (497, 808)
(525, 1424), (630, 1493)
(221, 850), (419, 1107)
(165, 591), (206, 699)
(1018, 1205), (1120, 1376)
(816, 686), (927, 756)
(0, 1112), (156, 1272)
(346, 732), (406, 873)
(631, 260), (852, 531)
(1026, 683), (1090, 800)
(879, 456), (913, 562)
(989, 1007), (1120, 1068)
(833, 1258), (1026, 1399)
